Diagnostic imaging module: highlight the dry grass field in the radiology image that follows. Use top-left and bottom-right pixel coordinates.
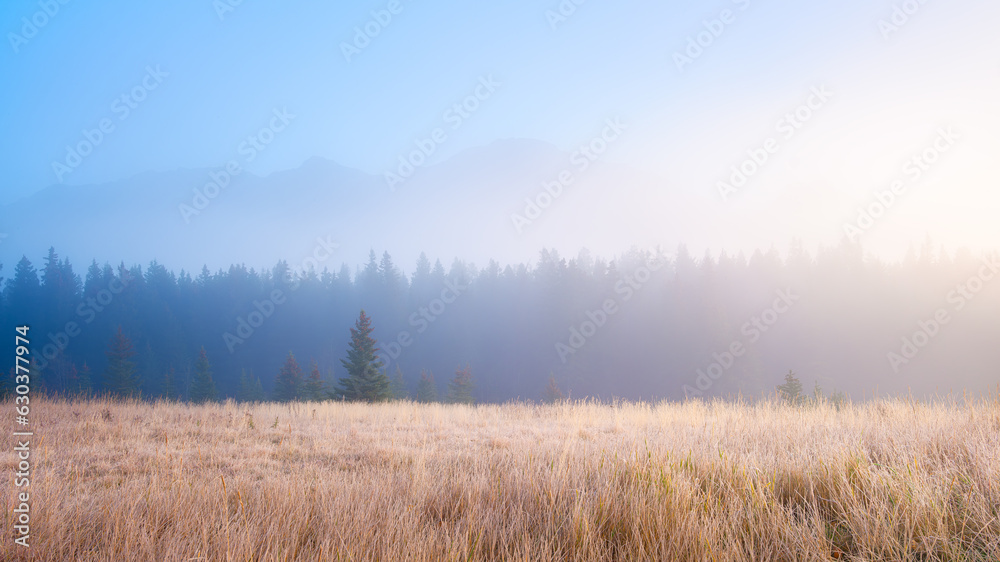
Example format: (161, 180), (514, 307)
(2, 396), (999, 561)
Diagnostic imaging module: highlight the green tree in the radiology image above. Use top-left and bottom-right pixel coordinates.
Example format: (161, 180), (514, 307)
(104, 326), (139, 397)
(416, 369), (437, 403)
(390, 365), (408, 400)
(813, 380), (824, 402)
(542, 374), (564, 403)
(334, 310), (390, 402)
(237, 369), (266, 402)
(237, 369), (255, 402)
(447, 365), (474, 405)
(777, 370), (803, 404)
(189, 347), (218, 403)
(303, 361), (327, 401)
(251, 374), (265, 401)
(273, 352), (304, 402)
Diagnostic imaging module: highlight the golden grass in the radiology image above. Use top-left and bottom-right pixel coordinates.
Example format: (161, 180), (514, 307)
(2, 396), (999, 561)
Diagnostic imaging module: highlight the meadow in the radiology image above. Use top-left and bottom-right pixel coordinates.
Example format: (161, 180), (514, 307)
(2, 396), (999, 561)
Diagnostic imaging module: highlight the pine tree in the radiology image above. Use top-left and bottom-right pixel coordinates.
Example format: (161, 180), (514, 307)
(416, 370), (437, 403)
(777, 370), (803, 404)
(7, 257), (40, 326)
(273, 352), (303, 402)
(542, 374), (564, 403)
(447, 365), (474, 405)
(334, 310), (390, 402)
(390, 365), (408, 400)
(237, 369), (265, 402)
(104, 326), (139, 397)
(189, 347), (218, 403)
(251, 372), (265, 402)
(303, 361), (327, 401)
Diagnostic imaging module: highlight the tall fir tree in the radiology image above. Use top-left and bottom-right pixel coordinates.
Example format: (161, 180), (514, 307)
(390, 365), (408, 400)
(447, 364), (475, 405)
(542, 374), (564, 403)
(777, 370), (803, 404)
(273, 352), (303, 402)
(334, 310), (390, 402)
(189, 347), (218, 403)
(104, 326), (139, 397)
(416, 369), (437, 403)
(6, 258), (41, 341)
(303, 360), (327, 401)
(238, 369), (265, 402)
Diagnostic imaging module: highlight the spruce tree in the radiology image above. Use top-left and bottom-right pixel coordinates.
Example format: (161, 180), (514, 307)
(237, 369), (265, 402)
(273, 352), (303, 402)
(542, 374), (564, 403)
(189, 347), (218, 403)
(251, 373), (265, 402)
(303, 360), (327, 401)
(813, 380), (824, 402)
(390, 365), (408, 400)
(416, 370), (437, 403)
(777, 370), (803, 404)
(104, 326), (138, 397)
(447, 365), (474, 405)
(334, 310), (390, 402)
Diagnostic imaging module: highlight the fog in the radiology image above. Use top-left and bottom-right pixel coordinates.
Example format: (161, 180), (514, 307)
(2, 1), (998, 401)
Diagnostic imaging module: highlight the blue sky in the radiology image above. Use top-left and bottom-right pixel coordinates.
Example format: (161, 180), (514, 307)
(2, 0), (998, 258)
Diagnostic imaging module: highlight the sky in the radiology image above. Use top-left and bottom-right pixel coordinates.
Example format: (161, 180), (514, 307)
(1, 0), (999, 262)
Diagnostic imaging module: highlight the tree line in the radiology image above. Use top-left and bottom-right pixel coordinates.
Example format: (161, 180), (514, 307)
(1, 240), (997, 402)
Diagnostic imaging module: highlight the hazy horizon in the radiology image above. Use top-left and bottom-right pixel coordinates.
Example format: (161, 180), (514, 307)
(3, 0), (999, 266)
